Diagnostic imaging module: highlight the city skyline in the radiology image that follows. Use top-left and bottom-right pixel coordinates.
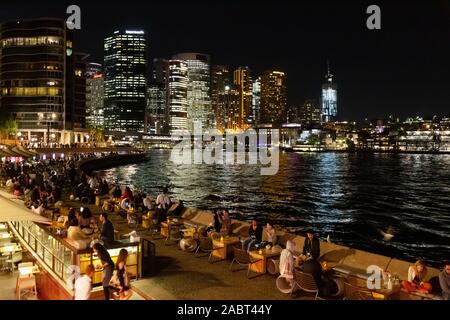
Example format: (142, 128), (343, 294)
(1, 0), (450, 121)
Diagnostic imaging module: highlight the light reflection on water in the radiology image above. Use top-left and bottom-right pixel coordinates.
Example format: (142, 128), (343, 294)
(98, 150), (450, 267)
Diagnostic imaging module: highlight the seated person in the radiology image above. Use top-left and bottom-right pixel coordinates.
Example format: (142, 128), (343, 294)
(402, 260), (432, 294)
(261, 221), (277, 247)
(78, 207), (94, 229)
(301, 257), (334, 297)
(99, 212), (115, 244)
(112, 185), (122, 199)
(439, 261), (450, 300)
(31, 200), (46, 215)
(219, 210), (232, 237)
(279, 240), (297, 280)
(301, 228), (320, 261)
(67, 218), (91, 242)
(121, 186), (134, 201)
(143, 194), (154, 211)
(242, 219), (263, 252)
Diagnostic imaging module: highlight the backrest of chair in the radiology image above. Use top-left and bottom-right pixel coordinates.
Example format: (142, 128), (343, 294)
(233, 247), (251, 264)
(294, 269), (318, 292)
(18, 262), (33, 269)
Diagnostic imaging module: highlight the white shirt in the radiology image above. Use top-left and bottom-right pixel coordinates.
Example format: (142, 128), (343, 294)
(156, 193), (170, 210)
(74, 275), (92, 300)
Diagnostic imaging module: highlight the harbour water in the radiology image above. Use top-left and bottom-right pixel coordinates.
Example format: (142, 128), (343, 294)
(97, 150), (450, 267)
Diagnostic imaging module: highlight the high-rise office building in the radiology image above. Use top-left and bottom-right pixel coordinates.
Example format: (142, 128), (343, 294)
(103, 29), (147, 132)
(321, 63), (337, 123)
(0, 18), (86, 143)
(222, 84), (241, 131)
(260, 70), (287, 127)
(211, 65), (230, 132)
(86, 62), (104, 128)
(299, 99), (321, 128)
(152, 58), (168, 84)
(172, 53), (212, 132)
(147, 83), (166, 134)
(233, 66), (252, 129)
(167, 59), (188, 134)
(252, 77), (261, 126)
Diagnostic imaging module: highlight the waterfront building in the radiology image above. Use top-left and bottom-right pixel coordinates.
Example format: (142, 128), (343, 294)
(147, 83), (167, 134)
(260, 70), (287, 127)
(233, 66), (253, 129)
(0, 18), (87, 143)
(211, 65), (230, 132)
(167, 59), (188, 134)
(103, 30), (147, 133)
(321, 62), (338, 123)
(299, 99), (321, 128)
(172, 53), (212, 132)
(252, 77), (261, 126)
(222, 84), (241, 131)
(86, 62), (104, 128)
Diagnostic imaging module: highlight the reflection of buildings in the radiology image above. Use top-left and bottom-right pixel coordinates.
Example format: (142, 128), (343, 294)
(104, 30), (147, 133)
(172, 53), (212, 131)
(260, 70), (287, 127)
(321, 63), (337, 123)
(0, 18), (87, 144)
(86, 62), (104, 128)
(233, 66), (253, 129)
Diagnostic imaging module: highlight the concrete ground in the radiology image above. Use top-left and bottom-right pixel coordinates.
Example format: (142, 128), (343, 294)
(129, 235), (314, 300)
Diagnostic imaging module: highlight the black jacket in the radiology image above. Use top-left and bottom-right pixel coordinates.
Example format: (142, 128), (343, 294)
(303, 237), (320, 260)
(248, 225), (263, 242)
(302, 258), (323, 288)
(101, 219), (115, 244)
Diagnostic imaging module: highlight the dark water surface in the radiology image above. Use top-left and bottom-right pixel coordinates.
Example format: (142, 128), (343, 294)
(98, 150), (450, 267)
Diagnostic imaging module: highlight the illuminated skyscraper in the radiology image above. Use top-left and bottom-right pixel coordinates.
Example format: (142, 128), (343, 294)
(211, 65), (230, 132)
(86, 62), (104, 128)
(0, 18), (86, 143)
(233, 66), (252, 129)
(104, 30), (147, 132)
(223, 84), (241, 131)
(299, 99), (321, 128)
(260, 70), (287, 127)
(252, 77), (261, 126)
(321, 62), (337, 123)
(167, 59), (188, 134)
(147, 58), (168, 134)
(172, 53), (211, 132)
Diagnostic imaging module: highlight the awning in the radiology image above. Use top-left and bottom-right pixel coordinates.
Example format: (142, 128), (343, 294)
(11, 146), (33, 158)
(0, 193), (52, 224)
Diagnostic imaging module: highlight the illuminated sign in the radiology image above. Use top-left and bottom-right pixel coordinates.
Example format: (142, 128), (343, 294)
(125, 30), (144, 34)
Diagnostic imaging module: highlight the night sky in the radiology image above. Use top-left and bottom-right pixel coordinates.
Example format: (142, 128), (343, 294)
(1, 0), (450, 121)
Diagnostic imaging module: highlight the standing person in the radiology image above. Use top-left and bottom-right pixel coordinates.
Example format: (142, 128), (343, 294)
(302, 228), (320, 261)
(93, 243), (115, 300)
(242, 219), (263, 252)
(114, 249), (133, 300)
(439, 261), (450, 300)
(74, 265), (95, 300)
(99, 212), (115, 244)
(402, 260), (432, 293)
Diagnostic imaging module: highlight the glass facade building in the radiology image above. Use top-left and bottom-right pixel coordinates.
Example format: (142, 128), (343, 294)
(172, 53), (211, 132)
(211, 64), (230, 132)
(233, 66), (253, 129)
(86, 62), (104, 128)
(299, 99), (321, 128)
(260, 70), (287, 127)
(104, 30), (147, 132)
(147, 83), (166, 134)
(321, 66), (337, 123)
(167, 59), (188, 134)
(252, 77), (261, 126)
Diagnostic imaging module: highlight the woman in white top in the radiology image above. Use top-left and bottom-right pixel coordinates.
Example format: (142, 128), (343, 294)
(279, 240), (297, 279)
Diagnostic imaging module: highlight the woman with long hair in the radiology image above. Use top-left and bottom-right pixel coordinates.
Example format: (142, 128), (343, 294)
(114, 249), (133, 300)
(402, 260), (432, 293)
(92, 243), (115, 300)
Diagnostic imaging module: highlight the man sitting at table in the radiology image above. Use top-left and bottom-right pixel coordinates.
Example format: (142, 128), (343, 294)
(301, 228), (320, 261)
(301, 256), (333, 297)
(242, 219), (263, 252)
(99, 212), (115, 244)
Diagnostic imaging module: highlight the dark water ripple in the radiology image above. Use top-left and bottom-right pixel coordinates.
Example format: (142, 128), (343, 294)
(97, 150), (450, 267)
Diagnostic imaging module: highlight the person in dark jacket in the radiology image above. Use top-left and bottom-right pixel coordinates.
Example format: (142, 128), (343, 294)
(242, 219), (263, 251)
(99, 212), (115, 244)
(302, 228), (320, 261)
(440, 261), (450, 300)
